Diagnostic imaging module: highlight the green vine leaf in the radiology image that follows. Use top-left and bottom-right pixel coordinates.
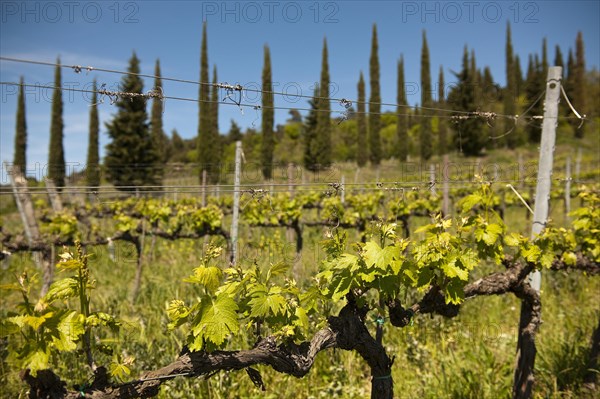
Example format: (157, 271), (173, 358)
(44, 277), (79, 302)
(248, 285), (288, 318)
(190, 294), (239, 351)
(184, 265), (223, 293)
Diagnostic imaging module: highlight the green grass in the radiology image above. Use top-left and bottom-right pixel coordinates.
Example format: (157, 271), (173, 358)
(2, 218), (598, 398)
(1, 131), (599, 398)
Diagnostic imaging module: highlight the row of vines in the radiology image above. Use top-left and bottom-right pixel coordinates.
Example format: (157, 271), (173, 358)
(0, 179), (599, 399)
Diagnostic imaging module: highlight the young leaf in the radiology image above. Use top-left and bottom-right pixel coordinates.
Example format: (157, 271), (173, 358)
(460, 193), (483, 213)
(192, 294), (239, 349)
(444, 278), (466, 305)
(167, 300), (191, 330)
(44, 277), (79, 302)
(441, 258), (469, 281)
(249, 288), (288, 318)
(266, 262), (289, 283)
(362, 241), (398, 271)
(50, 311), (85, 351)
(23, 348), (50, 374)
(184, 265), (223, 293)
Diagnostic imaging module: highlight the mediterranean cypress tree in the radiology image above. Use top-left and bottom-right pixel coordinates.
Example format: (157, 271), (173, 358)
(482, 67), (495, 95)
(197, 22), (213, 182)
(505, 22), (518, 148)
(566, 49), (575, 92)
(420, 30), (433, 160)
(396, 58), (408, 162)
(369, 24), (381, 166)
(524, 55), (544, 143)
(315, 38), (331, 169)
(541, 38), (549, 81)
(356, 72), (368, 167)
(211, 64), (220, 181)
(437, 65), (448, 155)
(104, 52), (159, 191)
(86, 79), (100, 188)
(554, 45), (564, 69)
(514, 54), (524, 96)
(171, 129), (185, 157)
(303, 85), (319, 172)
(14, 76), (27, 176)
(228, 120), (242, 143)
(261, 45), (275, 179)
(48, 58), (65, 188)
(470, 50), (481, 107)
(573, 31), (586, 138)
(150, 59), (168, 177)
(554, 46), (567, 119)
(447, 47), (484, 156)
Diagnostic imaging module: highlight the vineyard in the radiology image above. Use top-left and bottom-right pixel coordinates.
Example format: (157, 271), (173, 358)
(2, 2), (600, 397)
(1, 147), (599, 398)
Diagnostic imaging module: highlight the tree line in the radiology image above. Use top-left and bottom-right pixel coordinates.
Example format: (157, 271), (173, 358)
(12, 23), (594, 190)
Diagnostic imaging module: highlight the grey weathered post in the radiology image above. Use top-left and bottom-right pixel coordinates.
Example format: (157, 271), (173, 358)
(565, 156), (571, 220)
(201, 169), (208, 207)
(442, 154), (450, 217)
(45, 178), (63, 212)
(5, 162), (52, 295)
(230, 141), (242, 265)
(513, 66), (561, 399)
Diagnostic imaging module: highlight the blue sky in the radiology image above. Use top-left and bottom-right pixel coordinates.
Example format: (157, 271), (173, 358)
(1, 0), (599, 179)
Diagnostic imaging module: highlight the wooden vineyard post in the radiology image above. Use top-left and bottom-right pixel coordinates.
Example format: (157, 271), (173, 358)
(513, 66), (561, 399)
(575, 147), (582, 181)
(45, 178), (63, 212)
(442, 154), (450, 217)
(518, 152), (524, 189)
(288, 163), (302, 279)
(5, 162), (39, 243)
(230, 141), (242, 265)
(201, 169), (208, 207)
(429, 164), (436, 196)
(5, 162), (53, 295)
(340, 175), (345, 205)
(565, 156), (571, 221)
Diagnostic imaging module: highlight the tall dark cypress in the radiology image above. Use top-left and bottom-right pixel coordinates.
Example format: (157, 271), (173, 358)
(566, 49), (575, 88)
(105, 53), (159, 190)
(315, 38), (331, 169)
(197, 22), (212, 181)
(14, 76), (27, 176)
(48, 58), (65, 188)
(356, 72), (368, 167)
(86, 79), (100, 188)
(514, 54), (524, 97)
(396, 58), (408, 162)
(437, 65), (447, 155)
(368, 24), (381, 165)
(228, 120), (242, 143)
(447, 47), (484, 156)
(505, 22), (518, 148)
(554, 46), (566, 118)
(150, 59), (168, 170)
(524, 54), (543, 143)
(211, 64), (220, 178)
(573, 31), (586, 138)
(420, 30), (433, 160)
(470, 50), (481, 107)
(541, 38), (549, 80)
(261, 45), (275, 179)
(303, 85), (319, 171)
(554, 45), (564, 70)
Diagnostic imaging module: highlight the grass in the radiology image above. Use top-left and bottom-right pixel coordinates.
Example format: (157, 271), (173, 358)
(1, 131), (599, 398)
(1, 220), (598, 398)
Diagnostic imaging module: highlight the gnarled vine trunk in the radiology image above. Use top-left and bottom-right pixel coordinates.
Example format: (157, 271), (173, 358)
(512, 287), (541, 399)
